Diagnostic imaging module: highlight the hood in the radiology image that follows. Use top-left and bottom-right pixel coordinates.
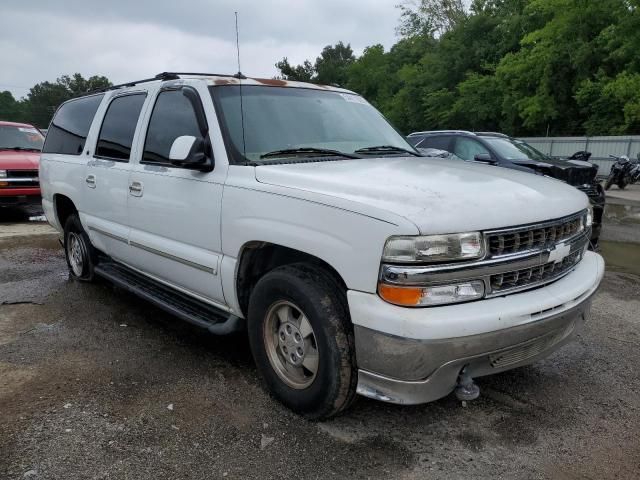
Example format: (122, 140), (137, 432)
(509, 156), (598, 186)
(255, 157), (589, 234)
(0, 150), (41, 170)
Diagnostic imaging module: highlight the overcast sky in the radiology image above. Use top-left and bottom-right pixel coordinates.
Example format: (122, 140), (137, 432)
(0, 1), (401, 99)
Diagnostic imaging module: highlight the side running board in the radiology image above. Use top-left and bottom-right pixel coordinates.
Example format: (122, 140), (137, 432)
(94, 262), (244, 335)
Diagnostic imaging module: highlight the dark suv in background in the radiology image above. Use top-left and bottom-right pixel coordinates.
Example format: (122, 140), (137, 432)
(407, 131), (604, 248)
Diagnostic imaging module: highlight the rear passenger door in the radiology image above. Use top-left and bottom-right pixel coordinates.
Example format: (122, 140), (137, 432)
(126, 82), (226, 306)
(83, 92), (148, 264)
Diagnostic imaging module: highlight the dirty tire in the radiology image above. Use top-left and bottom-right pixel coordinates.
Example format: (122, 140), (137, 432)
(64, 214), (97, 282)
(247, 263), (357, 420)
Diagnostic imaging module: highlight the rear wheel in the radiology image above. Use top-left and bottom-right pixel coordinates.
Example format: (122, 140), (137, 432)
(247, 263), (357, 419)
(64, 214), (97, 281)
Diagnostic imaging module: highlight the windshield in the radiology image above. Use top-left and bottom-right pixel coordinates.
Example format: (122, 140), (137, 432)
(0, 125), (44, 151)
(210, 85), (415, 162)
(483, 137), (549, 162)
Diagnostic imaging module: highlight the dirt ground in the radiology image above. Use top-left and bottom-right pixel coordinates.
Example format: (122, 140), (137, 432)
(1, 213), (639, 479)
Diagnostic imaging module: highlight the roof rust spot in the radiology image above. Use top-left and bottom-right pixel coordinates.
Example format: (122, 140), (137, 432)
(254, 78), (288, 86)
(214, 78), (235, 85)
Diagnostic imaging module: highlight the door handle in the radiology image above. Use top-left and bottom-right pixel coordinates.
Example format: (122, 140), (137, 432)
(129, 181), (143, 197)
(86, 174), (96, 188)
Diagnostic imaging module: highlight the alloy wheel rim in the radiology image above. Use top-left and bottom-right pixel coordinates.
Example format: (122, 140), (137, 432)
(264, 300), (319, 389)
(68, 232), (85, 277)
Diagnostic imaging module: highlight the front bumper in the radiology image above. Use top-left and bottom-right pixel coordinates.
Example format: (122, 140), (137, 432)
(349, 251), (604, 405)
(0, 191), (41, 207)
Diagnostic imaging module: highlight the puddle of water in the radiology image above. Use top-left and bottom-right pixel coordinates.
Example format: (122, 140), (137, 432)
(600, 241), (640, 276)
(604, 204), (640, 225)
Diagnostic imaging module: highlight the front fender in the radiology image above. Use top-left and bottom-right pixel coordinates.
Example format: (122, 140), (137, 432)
(220, 184), (416, 294)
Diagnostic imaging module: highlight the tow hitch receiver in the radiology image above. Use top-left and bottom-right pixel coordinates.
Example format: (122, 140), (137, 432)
(455, 367), (480, 401)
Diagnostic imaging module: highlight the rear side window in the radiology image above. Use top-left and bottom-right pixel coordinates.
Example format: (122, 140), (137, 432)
(95, 94), (146, 161)
(142, 89), (203, 166)
(42, 94), (104, 155)
(415, 135), (452, 151)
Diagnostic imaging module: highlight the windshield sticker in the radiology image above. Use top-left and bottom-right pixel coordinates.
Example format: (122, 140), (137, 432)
(18, 127), (40, 134)
(340, 93), (368, 105)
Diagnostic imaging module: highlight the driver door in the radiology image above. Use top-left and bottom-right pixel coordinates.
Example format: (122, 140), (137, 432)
(126, 82), (227, 306)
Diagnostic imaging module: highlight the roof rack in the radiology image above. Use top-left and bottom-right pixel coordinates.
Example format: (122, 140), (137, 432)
(407, 130), (475, 137)
(475, 132), (510, 138)
(90, 71), (243, 94)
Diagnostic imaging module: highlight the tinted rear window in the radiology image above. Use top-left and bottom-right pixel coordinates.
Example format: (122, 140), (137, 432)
(42, 94), (104, 155)
(95, 94), (146, 161)
(415, 135), (452, 151)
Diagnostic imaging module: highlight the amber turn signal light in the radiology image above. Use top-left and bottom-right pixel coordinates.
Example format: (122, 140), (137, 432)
(378, 283), (423, 307)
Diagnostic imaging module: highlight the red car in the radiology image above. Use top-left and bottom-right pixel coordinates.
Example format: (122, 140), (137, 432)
(0, 121), (44, 210)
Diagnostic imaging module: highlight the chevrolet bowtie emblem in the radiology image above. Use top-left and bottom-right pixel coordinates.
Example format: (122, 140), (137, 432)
(548, 242), (571, 264)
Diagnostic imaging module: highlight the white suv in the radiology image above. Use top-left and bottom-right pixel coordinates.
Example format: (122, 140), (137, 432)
(40, 72), (604, 418)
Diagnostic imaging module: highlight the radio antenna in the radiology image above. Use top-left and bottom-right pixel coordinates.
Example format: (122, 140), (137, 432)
(234, 11), (247, 161)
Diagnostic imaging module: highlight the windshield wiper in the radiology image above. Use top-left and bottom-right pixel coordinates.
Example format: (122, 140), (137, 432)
(1, 146), (41, 152)
(354, 145), (421, 157)
(260, 147), (359, 159)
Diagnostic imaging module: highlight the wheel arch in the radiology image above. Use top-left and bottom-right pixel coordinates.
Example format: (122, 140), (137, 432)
(234, 241), (348, 319)
(53, 194), (79, 230)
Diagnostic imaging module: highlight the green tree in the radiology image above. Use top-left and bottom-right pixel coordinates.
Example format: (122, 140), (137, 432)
(0, 91), (23, 122)
(314, 42), (355, 86)
(22, 73), (111, 127)
(277, 0), (640, 136)
(275, 42), (355, 86)
(396, 0), (467, 38)
(274, 58), (314, 82)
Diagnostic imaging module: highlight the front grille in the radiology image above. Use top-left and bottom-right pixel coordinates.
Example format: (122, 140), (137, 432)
(5, 169), (39, 188)
(490, 249), (583, 294)
(489, 322), (574, 368)
(576, 184), (599, 198)
(487, 212), (584, 257)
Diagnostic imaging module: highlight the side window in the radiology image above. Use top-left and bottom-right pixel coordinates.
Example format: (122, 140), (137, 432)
(417, 135), (452, 151)
(453, 137), (491, 161)
(142, 89), (204, 166)
(42, 94), (104, 155)
(95, 94), (146, 161)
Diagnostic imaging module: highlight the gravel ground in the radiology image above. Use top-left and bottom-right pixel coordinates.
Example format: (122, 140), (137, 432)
(1, 224), (639, 479)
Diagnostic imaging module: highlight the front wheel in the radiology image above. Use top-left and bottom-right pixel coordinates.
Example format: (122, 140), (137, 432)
(247, 264), (357, 419)
(605, 175), (615, 190)
(64, 214), (97, 281)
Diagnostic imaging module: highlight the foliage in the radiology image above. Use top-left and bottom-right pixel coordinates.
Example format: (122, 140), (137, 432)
(275, 42), (355, 86)
(276, 0), (640, 136)
(0, 74), (111, 128)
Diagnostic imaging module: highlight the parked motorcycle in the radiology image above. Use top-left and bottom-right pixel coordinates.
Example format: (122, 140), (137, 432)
(605, 154), (634, 190)
(629, 160), (640, 185)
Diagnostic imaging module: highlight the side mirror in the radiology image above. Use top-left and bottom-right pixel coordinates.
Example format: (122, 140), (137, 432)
(169, 135), (213, 171)
(474, 153), (496, 164)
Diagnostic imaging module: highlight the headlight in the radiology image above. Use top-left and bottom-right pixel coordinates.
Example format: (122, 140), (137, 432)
(378, 280), (485, 307)
(584, 206), (593, 228)
(0, 170), (6, 178)
(382, 232), (484, 263)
